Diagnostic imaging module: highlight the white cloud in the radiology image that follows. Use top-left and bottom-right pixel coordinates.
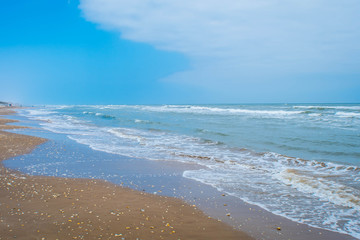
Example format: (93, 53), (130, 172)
(80, 0), (360, 87)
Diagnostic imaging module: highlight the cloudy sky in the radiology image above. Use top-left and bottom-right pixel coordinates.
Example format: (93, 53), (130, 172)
(1, 0), (359, 104)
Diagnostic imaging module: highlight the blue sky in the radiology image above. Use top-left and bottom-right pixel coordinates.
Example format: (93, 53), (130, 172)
(1, 0), (359, 104)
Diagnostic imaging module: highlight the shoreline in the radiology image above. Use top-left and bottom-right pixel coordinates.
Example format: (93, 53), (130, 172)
(0, 107), (251, 240)
(1, 107), (357, 240)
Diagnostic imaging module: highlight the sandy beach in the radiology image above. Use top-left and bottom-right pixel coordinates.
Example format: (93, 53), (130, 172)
(0, 107), (252, 240)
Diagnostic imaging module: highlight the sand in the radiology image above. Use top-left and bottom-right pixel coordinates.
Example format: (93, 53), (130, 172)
(0, 107), (252, 240)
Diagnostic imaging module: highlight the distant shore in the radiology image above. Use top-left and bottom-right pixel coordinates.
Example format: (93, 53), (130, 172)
(0, 107), (251, 240)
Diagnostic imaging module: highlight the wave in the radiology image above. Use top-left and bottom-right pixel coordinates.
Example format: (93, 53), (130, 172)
(294, 105), (360, 111)
(87, 104), (304, 117)
(134, 119), (162, 125)
(135, 105), (305, 118)
(83, 111), (116, 119)
(184, 167), (360, 239)
(195, 128), (229, 137)
(27, 109), (56, 116)
(335, 112), (360, 118)
(108, 128), (144, 143)
(276, 169), (360, 209)
(101, 114), (116, 119)
(85, 105), (360, 122)
(184, 151), (360, 238)
(134, 119), (148, 123)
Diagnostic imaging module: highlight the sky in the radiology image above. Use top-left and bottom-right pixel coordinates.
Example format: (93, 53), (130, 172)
(1, 0), (359, 104)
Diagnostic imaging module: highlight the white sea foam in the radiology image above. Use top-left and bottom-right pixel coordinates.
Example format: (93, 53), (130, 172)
(183, 168), (360, 239)
(134, 119), (151, 124)
(336, 112), (360, 118)
(137, 105), (304, 117)
(87, 104), (360, 126)
(108, 128), (145, 142)
(27, 109), (56, 117)
(87, 104), (304, 118)
(294, 105), (360, 111)
(275, 169), (360, 209)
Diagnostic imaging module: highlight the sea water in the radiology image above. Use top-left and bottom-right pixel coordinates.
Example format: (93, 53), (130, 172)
(18, 104), (360, 238)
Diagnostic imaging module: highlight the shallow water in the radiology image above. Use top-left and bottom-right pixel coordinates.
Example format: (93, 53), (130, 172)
(12, 104), (360, 238)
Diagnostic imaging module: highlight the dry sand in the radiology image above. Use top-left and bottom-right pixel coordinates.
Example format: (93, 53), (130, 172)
(0, 107), (252, 240)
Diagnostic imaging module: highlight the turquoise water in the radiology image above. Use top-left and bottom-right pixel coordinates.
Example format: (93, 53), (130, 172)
(19, 104), (360, 238)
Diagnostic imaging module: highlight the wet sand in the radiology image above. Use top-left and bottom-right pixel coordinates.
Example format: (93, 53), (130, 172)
(0, 107), (252, 240)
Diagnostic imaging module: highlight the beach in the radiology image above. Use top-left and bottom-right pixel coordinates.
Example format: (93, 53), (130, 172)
(1, 106), (358, 240)
(2, 0), (359, 238)
(0, 107), (251, 240)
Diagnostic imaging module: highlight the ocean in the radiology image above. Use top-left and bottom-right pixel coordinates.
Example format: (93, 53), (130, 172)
(13, 104), (360, 238)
